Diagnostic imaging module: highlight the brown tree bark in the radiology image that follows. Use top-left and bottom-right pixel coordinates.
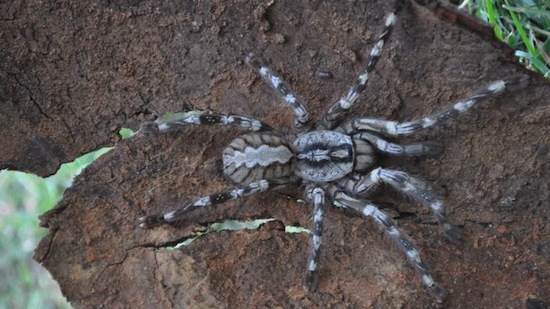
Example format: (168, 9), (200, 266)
(2, 0), (548, 307)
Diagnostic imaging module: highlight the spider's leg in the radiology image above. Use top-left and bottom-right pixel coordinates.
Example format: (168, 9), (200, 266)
(319, 0), (404, 130)
(329, 187), (448, 303)
(137, 179), (289, 229)
(304, 187), (327, 292)
(339, 75), (530, 136)
(140, 113), (281, 134)
(246, 54), (310, 129)
(353, 131), (443, 156)
(367, 168), (461, 243)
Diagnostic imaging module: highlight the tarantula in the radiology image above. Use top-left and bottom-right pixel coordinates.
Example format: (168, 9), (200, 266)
(137, 0), (527, 303)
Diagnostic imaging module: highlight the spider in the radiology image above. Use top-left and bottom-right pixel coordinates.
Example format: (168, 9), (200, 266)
(137, 0), (528, 303)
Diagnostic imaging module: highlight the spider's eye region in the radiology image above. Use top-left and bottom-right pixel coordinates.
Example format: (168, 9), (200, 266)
(296, 144), (352, 162)
(294, 130), (354, 182)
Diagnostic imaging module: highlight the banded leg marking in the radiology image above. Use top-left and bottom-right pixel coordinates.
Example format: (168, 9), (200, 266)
(340, 77), (526, 136)
(332, 190), (448, 303)
(320, 1), (404, 129)
(144, 113), (278, 133)
(304, 187), (327, 292)
(246, 54), (310, 128)
(138, 179), (289, 228)
(354, 132), (443, 156)
(370, 168), (461, 243)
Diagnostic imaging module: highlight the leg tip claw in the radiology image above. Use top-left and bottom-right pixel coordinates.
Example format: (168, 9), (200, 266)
(303, 272), (319, 293)
(244, 52), (259, 68)
(443, 223), (463, 245)
(137, 214), (166, 229)
(422, 140), (444, 156)
(428, 283), (448, 303)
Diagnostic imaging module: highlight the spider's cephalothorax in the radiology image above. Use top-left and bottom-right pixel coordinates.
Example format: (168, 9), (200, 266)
(137, 0), (529, 303)
(293, 130), (357, 182)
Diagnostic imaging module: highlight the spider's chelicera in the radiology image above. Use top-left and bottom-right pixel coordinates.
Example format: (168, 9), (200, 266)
(137, 1), (528, 303)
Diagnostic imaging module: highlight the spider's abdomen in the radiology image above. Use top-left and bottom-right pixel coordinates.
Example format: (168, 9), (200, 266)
(222, 132), (294, 184)
(294, 130), (354, 182)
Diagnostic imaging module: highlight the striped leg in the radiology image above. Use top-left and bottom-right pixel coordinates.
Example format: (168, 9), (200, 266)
(304, 187), (327, 292)
(246, 54), (310, 129)
(137, 179), (289, 228)
(319, 0), (404, 130)
(140, 112), (280, 134)
(331, 189), (448, 303)
(368, 168), (461, 243)
(339, 76), (529, 136)
(354, 131), (443, 156)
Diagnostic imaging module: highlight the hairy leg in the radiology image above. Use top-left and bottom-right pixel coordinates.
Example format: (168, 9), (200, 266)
(330, 187), (448, 303)
(353, 131), (443, 156)
(246, 54), (310, 129)
(138, 179), (289, 228)
(369, 168), (461, 243)
(304, 187), (327, 292)
(319, 0), (405, 129)
(338, 75), (530, 136)
(139, 112), (280, 134)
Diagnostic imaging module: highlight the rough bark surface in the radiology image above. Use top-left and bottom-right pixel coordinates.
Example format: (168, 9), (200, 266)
(4, 0), (546, 307)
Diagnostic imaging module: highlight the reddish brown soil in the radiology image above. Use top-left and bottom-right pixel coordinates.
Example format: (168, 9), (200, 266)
(2, 0), (549, 307)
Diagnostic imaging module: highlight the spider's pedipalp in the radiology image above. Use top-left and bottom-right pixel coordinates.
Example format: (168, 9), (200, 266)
(372, 168), (462, 243)
(304, 187), (327, 292)
(336, 172), (379, 198)
(340, 76), (530, 136)
(332, 189), (448, 303)
(137, 179), (290, 229)
(246, 53), (310, 129)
